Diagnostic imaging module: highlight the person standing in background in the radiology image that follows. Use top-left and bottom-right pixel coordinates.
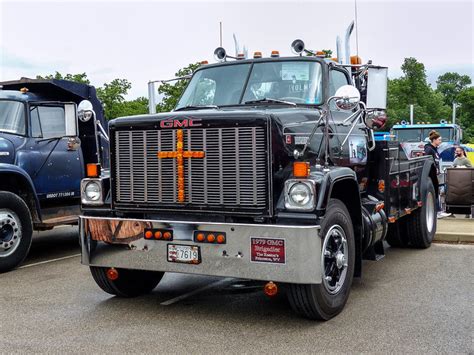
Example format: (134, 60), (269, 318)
(424, 130), (442, 170)
(453, 146), (472, 168)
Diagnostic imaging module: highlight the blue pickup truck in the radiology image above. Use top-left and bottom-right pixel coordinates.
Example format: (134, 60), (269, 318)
(0, 78), (108, 272)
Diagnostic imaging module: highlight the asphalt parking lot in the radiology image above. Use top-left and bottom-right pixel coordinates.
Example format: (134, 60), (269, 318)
(1, 226), (472, 353)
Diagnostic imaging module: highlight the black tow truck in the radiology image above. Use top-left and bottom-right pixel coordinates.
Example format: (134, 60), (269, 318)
(78, 37), (438, 320)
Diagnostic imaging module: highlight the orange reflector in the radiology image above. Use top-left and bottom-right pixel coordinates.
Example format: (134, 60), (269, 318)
(145, 230), (153, 239)
(163, 232), (172, 240)
(253, 51), (262, 58)
(207, 234), (216, 243)
(154, 231), (162, 239)
(375, 202), (385, 213)
(86, 163), (100, 178)
(217, 234), (225, 244)
(106, 268), (119, 281)
(196, 233), (205, 242)
(264, 281), (278, 297)
(350, 55), (362, 64)
(293, 161), (310, 178)
(388, 216), (396, 223)
(270, 50), (280, 57)
(378, 180), (385, 193)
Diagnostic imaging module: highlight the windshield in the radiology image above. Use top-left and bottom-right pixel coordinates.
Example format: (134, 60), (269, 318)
(0, 100), (25, 135)
(175, 60), (323, 109)
(395, 127), (455, 142)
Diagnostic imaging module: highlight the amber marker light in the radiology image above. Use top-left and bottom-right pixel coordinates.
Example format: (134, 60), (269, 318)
(196, 233), (205, 242)
(270, 50), (280, 57)
(154, 231), (162, 239)
(293, 161), (310, 178)
(378, 180), (385, 193)
(207, 234), (216, 243)
(200, 60), (209, 65)
(20, 87), (29, 93)
(253, 51), (262, 58)
(216, 234), (226, 244)
(163, 231), (172, 240)
(264, 281), (278, 297)
(106, 268), (119, 281)
(86, 163), (100, 178)
(145, 230), (153, 239)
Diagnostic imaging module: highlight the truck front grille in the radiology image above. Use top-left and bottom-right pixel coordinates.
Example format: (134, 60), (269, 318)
(112, 125), (270, 215)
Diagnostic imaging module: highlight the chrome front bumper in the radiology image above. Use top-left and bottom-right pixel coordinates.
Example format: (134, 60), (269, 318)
(80, 216), (321, 284)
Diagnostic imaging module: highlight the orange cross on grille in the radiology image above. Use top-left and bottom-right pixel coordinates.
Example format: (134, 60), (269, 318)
(157, 129), (205, 202)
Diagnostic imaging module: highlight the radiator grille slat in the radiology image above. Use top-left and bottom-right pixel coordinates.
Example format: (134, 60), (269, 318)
(113, 125), (268, 212)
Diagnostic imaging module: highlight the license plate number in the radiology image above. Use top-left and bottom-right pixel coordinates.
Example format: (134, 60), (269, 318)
(167, 244), (201, 264)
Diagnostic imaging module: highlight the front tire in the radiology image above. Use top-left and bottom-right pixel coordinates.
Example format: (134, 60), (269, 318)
(90, 266), (164, 297)
(288, 199), (355, 320)
(0, 192), (33, 273)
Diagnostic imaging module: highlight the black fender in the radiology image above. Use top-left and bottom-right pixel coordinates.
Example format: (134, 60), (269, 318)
(0, 163), (42, 223)
(420, 159), (439, 198)
(316, 167), (363, 277)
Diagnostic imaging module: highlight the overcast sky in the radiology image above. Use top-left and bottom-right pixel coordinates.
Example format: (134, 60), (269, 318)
(1, 0), (472, 99)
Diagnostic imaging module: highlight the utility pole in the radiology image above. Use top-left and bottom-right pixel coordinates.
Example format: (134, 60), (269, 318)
(410, 104), (414, 124)
(452, 102), (457, 124)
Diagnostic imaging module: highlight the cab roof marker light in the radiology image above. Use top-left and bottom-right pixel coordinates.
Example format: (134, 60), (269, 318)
(253, 51), (262, 58)
(271, 50), (280, 58)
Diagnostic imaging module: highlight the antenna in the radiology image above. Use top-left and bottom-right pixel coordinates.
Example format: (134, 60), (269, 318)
(219, 22), (223, 47)
(354, 0), (359, 57)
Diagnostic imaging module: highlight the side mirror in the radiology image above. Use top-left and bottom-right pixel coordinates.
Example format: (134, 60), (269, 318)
(78, 100), (94, 122)
(333, 85), (361, 111)
(366, 67), (388, 110)
(64, 103), (78, 136)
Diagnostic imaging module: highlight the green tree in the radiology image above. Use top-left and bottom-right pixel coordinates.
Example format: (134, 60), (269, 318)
(156, 62), (200, 112)
(386, 58), (451, 128)
(96, 79), (132, 119)
(436, 72), (472, 106)
(36, 71), (90, 84)
(456, 87), (474, 142)
(111, 97), (149, 117)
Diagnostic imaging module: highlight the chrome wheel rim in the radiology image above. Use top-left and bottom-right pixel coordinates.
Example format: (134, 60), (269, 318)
(321, 225), (348, 295)
(0, 210), (22, 258)
(426, 191), (435, 234)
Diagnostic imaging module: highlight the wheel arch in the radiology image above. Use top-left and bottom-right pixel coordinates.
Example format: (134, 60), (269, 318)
(0, 165), (41, 223)
(317, 169), (363, 277)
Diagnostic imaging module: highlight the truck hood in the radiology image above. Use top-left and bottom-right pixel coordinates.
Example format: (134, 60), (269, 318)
(0, 133), (15, 164)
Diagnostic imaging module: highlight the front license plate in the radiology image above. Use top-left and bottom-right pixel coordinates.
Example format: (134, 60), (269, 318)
(167, 244), (201, 264)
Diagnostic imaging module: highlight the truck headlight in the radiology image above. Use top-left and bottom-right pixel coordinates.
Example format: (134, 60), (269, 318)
(81, 179), (104, 205)
(285, 179), (316, 211)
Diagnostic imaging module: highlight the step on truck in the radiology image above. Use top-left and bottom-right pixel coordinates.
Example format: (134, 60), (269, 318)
(0, 78), (108, 272)
(79, 29), (438, 320)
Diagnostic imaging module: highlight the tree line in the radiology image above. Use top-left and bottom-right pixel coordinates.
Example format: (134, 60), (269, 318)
(38, 57), (473, 142)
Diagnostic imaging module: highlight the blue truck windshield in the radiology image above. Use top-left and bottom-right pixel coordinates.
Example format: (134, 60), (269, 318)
(176, 61), (323, 109)
(395, 127), (454, 142)
(0, 101), (25, 135)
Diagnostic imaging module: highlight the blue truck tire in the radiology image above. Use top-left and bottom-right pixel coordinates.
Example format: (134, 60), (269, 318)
(0, 191), (33, 273)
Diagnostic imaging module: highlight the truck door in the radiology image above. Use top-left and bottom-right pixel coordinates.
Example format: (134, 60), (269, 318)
(28, 104), (83, 202)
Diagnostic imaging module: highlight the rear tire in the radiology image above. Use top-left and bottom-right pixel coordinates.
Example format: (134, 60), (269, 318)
(407, 179), (437, 248)
(0, 192), (33, 273)
(287, 199), (355, 320)
(90, 266), (164, 297)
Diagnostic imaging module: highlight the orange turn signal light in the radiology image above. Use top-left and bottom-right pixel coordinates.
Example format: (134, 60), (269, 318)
(145, 230), (153, 239)
(163, 231), (172, 240)
(264, 281), (278, 297)
(86, 163), (100, 178)
(216, 234), (226, 244)
(293, 161), (310, 178)
(196, 233), (205, 242)
(154, 231), (162, 239)
(106, 268), (119, 281)
(207, 234), (216, 243)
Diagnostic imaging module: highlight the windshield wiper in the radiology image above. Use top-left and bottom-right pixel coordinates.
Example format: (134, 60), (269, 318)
(174, 105), (219, 111)
(36, 136), (63, 143)
(244, 98), (296, 106)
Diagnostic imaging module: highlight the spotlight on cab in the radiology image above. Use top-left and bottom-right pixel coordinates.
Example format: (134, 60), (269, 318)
(291, 39), (305, 55)
(214, 47), (227, 62)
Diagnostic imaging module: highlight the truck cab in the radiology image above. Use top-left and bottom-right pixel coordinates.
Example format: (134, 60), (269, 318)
(0, 78), (108, 272)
